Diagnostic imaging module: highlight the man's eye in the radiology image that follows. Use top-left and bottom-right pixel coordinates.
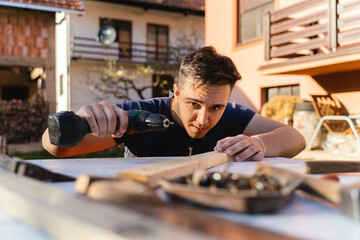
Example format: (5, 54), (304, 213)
(190, 102), (200, 108)
(211, 106), (222, 111)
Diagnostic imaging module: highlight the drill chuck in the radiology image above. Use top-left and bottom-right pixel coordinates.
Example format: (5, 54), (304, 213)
(48, 110), (173, 147)
(127, 110), (172, 133)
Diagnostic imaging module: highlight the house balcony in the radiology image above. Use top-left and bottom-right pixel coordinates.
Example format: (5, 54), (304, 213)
(259, 0), (360, 76)
(70, 36), (192, 66)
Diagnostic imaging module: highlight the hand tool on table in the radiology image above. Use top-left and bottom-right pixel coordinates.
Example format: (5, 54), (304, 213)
(75, 174), (159, 203)
(0, 153), (75, 182)
(48, 110), (173, 147)
(304, 160), (360, 174)
(78, 153), (301, 213)
(75, 151), (232, 202)
(116, 151), (232, 187)
(257, 163), (360, 221)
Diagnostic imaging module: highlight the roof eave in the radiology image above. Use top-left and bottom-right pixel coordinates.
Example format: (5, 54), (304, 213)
(0, 1), (86, 15)
(99, 0), (204, 16)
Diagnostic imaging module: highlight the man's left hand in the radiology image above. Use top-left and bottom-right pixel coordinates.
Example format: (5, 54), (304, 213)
(214, 134), (265, 161)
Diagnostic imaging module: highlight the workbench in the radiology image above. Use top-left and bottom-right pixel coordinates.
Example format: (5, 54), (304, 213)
(1, 156), (360, 240)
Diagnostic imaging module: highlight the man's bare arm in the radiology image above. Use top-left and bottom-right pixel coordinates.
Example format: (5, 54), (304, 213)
(42, 129), (118, 157)
(215, 113), (306, 161)
(243, 113), (306, 158)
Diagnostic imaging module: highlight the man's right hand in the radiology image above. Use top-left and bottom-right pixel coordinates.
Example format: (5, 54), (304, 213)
(76, 101), (128, 138)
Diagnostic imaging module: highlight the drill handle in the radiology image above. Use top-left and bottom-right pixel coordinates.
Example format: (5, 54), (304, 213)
(48, 110), (172, 147)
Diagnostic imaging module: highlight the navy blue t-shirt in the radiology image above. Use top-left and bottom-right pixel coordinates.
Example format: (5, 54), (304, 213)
(114, 97), (255, 157)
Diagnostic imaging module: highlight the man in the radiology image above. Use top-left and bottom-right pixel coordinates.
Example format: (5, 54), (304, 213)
(42, 46), (306, 160)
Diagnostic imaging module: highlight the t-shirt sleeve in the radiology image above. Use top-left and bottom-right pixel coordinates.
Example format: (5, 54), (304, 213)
(224, 102), (256, 134)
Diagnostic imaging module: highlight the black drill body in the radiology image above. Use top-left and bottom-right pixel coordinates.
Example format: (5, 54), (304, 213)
(48, 110), (172, 147)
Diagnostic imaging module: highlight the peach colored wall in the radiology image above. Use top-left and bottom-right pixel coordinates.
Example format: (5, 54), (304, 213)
(205, 0), (360, 114)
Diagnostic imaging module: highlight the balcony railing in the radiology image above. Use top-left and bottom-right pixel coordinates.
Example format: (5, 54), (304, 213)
(264, 0), (360, 62)
(70, 36), (193, 65)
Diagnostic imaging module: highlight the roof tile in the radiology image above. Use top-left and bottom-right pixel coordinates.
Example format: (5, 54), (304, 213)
(0, 0), (85, 12)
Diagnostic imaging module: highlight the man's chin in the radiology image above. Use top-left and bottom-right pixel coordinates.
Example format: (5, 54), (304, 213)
(187, 131), (208, 139)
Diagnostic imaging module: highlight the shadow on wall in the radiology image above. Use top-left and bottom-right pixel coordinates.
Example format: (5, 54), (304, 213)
(312, 70), (360, 114)
(229, 85), (258, 112)
(313, 70), (360, 93)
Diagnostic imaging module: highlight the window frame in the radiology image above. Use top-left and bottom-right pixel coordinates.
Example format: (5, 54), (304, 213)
(100, 18), (132, 59)
(146, 23), (169, 61)
(263, 84), (300, 103)
(237, 0), (274, 45)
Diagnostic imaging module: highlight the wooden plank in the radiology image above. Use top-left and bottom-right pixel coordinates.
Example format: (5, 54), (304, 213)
(271, 10), (327, 35)
(264, 11), (271, 60)
(258, 46), (360, 74)
(304, 160), (360, 174)
(256, 163), (341, 205)
(0, 135), (6, 154)
(271, 38), (327, 58)
(328, 0), (338, 52)
(338, 14), (360, 29)
(75, 170), (298, 239)
(271, 23), (327, 46)
(0, 170), (209, 240)
(87, 178), (159, 203)
(82, 181), (299, 240)
(337, 0), (360, 14)
(338, 28), (360, 44)
(117, 151), (231, 187)
(0, 56), (47, 68)
(46, 11), (56, 115)
(271, 0), (326, 23)
(122, 201), (297, 240)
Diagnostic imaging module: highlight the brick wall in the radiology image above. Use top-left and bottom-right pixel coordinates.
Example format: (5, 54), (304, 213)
(0, 11), (49, 59)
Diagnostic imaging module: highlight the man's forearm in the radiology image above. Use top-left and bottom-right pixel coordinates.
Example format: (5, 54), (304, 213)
(42, 129), (117, 157)
(255, 126), (306, 158)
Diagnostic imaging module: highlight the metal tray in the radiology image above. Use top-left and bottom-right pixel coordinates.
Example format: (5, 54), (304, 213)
(158, 169), (302, 213)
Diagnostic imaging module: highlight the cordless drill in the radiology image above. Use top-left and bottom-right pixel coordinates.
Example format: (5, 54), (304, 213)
(48, 110), (173, 147)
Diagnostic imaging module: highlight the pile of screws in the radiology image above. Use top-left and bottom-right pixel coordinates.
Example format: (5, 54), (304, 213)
(190, 170), (282, 193)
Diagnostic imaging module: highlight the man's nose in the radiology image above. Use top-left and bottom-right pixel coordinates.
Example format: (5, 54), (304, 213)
(196, 108), (208, 125)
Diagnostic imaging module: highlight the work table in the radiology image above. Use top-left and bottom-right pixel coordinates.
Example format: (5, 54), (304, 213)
(1, 156), (360, 240)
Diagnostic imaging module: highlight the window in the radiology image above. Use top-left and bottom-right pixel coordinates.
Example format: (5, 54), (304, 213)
(147, 24), (169, 61)
(152, 74), (174, 97)
(100, 18), (132, 59)
(238, 0), (273, 44)
(265, 85), (299, 102)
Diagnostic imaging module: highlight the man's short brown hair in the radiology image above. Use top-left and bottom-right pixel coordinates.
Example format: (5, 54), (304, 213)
(177, 46), (241, 89)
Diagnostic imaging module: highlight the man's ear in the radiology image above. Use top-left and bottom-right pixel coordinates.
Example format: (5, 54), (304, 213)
(173, 84), (179, 97)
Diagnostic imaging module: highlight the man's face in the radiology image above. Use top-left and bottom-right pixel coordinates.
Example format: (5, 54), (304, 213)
(172, 80), (231, 139)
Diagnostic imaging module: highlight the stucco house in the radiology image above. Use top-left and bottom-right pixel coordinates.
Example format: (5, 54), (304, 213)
(206, 0), (360, 115)
(59, 0), (205, 112)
